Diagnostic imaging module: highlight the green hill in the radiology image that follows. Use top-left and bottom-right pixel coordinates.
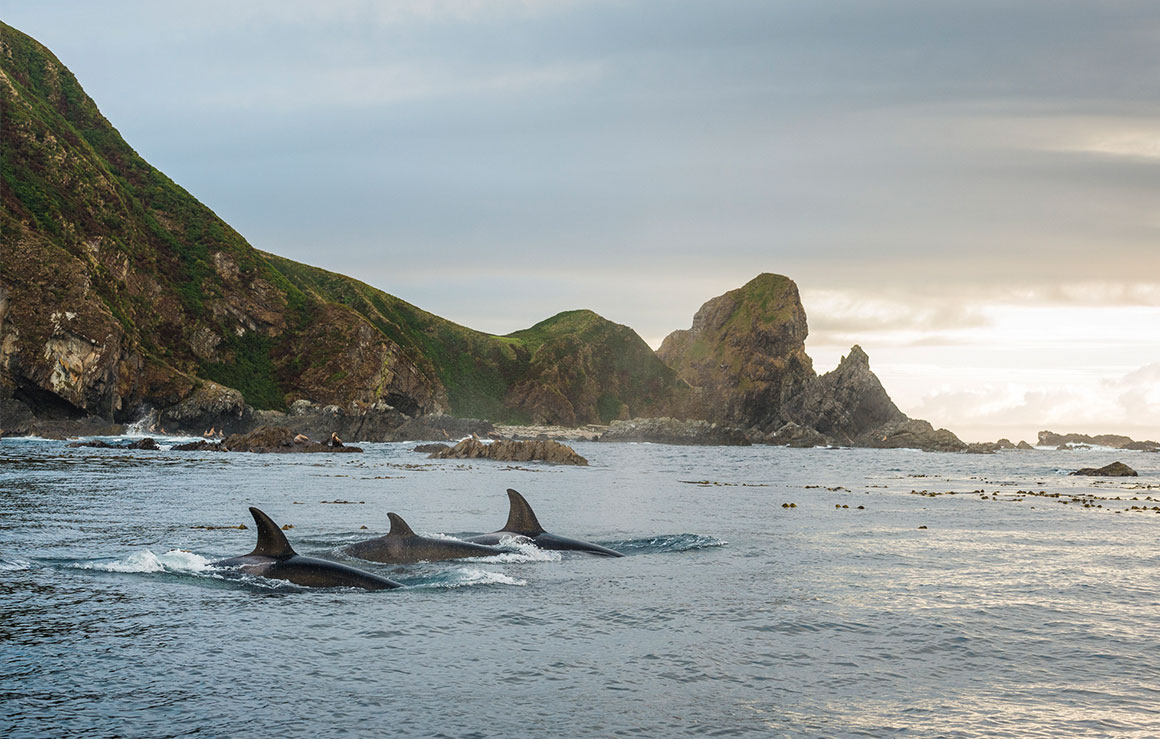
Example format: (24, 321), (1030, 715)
(0, 21), (686, 428)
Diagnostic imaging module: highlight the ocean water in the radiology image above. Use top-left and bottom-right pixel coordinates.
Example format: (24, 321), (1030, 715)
(2, 437), (1158, 738)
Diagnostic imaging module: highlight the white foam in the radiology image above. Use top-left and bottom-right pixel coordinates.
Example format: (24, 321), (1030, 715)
(73, 549), (215, 574)
(427, 567), (526, 588)
(0, 556), (32, 571)
(465, 536), (563, 563)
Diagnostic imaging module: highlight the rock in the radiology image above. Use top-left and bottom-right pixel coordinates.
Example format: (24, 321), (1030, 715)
(1016, 440), (1035, 450)
(657, 274), (814, 429)
(387, 414), (495, 442)
(995, 438), (1015, 449)
(127, 438), (159, 450)
(171, 440), (226, 452)
(1038, 431), (1154, 449)
(966, 442), (998, 454)
(786, 345), (908, 444)
(598, 417), (751, 446)
(412, 443), (449, 453)
(857, 419), (967, 453)
(157, 382), (252, 436)
(67, 439), (118, 448)
(768, 421), (831, 448)
(428, 438), (588, 465)
(250, 400), (409, 442)
(1123, 440), (1160, 451)
(220, 425), (362, 454)
(1070, 461), (1137, 477)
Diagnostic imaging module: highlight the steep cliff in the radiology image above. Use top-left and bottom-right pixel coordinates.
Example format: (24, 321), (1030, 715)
(657, 273), (815, 431)
(659, 275), (964, 449)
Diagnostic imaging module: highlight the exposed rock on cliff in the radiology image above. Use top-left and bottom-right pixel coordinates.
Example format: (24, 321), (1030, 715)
(658, 274), (813, 430)
(658, 275), (965, 451)
(598, 417), (751, 446)
(156, 381), (251, 435)
(785, 345), (907, 444)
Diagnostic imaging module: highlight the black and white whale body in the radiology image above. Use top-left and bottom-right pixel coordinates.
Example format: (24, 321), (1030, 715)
(343, 513), (506, 564)
(466, 489), (625, 557)
(213, 507), (402, 590)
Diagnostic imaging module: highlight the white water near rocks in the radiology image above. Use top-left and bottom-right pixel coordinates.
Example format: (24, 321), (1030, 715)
(2, 438), (1158, 737)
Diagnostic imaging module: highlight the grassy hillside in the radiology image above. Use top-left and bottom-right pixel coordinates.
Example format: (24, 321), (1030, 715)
(1, 20), (685, 426)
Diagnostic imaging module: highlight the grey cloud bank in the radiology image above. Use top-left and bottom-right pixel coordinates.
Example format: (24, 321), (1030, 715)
(3, 0), (1157, 440)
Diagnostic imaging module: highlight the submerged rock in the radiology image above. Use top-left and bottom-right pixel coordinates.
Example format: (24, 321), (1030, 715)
(598, 417), (751, 446)
(1070, 461), (1138, 477)
(412, 443), (449, 454)
(428, 438), (588, 465)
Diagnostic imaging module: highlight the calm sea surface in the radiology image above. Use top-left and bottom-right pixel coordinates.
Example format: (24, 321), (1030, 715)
(1, 437), (1158, 737)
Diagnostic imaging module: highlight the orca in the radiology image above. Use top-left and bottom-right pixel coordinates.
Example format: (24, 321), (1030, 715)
(343, 512), (507, 564)
(466, 489), (624, 557)
(213, 507), (402, 590)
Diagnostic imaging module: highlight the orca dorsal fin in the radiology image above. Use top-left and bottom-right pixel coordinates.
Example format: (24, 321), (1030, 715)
(387, 512), (415, 537)
(247, 507), (296, 558)
(503, 489), (545, 536)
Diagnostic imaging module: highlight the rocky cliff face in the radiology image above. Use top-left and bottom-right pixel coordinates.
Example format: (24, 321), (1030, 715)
(658, 275), (965, 450)
(785, 345), (907, 443)
(657, 273), (814, 430)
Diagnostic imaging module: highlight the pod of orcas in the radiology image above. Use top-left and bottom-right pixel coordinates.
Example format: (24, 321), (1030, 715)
(213, 488), (623, 591)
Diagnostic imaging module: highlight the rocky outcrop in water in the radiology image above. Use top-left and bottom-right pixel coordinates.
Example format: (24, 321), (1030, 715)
(1039, 431), (1159, 451)
(767, 421), (832, 448)
(598, 417), (751, 446)
(218, 426), (362, 454)
(1070, 461), (1138, 477)
(656, 276), (965, 452)
(427, 438), (588, 465)
(855, 419), (967, 453)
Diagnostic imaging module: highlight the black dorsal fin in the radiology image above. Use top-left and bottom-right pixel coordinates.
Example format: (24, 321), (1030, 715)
(387, 512), (415, 537)
(503, 489), (545, 536)
(247, 507), (296, 558)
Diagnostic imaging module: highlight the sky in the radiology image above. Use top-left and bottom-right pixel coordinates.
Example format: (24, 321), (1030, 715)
(3, 0), (1158, 442)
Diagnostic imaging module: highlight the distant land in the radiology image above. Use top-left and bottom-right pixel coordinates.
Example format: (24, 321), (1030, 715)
(1, 22), (1144, 453)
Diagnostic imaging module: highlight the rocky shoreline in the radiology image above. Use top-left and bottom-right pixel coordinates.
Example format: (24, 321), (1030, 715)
(9, 407), (1159, 457)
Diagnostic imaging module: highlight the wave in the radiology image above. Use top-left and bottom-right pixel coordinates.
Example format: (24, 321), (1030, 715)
(412, 567), (526, 589)
(612, 533), (727, 555)
(0, 555), (33, 571)
(463, 537), (563, 563)
(70, 549), (216, 574)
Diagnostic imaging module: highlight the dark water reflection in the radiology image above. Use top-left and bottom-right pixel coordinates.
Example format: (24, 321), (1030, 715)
(2, 438), (1158, 737)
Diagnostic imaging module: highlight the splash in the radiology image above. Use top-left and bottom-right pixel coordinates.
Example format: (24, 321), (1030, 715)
(415, 567), (527, 589)
(71, 549), (215, 574)
(465, 536), (563, 563)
